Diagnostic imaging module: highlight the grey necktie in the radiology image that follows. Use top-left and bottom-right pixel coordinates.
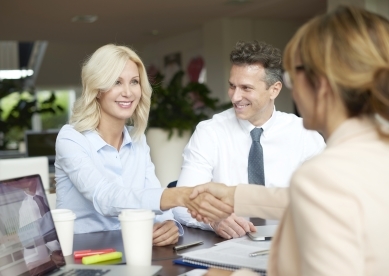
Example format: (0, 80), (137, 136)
(248, 128), (265, 185)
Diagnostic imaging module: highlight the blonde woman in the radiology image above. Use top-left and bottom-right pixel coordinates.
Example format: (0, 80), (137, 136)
(191, 5), (389, 275)
(55, 44), (218, 246)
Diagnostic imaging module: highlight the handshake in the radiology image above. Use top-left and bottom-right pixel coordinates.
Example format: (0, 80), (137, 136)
(161, 182), (237, 223)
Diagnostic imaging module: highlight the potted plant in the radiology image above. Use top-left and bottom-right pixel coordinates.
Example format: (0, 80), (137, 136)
(0, 78), (63, 150)
(146, 70), (229, 186)
(147, 70), (221, 138)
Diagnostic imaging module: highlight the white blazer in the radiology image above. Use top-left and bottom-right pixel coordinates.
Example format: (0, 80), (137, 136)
(232, 117), (389, 276)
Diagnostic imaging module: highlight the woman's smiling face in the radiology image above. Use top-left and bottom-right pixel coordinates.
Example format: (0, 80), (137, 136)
(98, 59), (142, 125)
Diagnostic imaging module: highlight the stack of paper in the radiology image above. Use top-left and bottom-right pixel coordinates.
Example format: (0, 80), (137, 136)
(179, 238), (270, 273)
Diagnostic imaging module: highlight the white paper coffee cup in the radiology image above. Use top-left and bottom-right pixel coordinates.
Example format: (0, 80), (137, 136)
(51, 209), (76, 256)
(118, 209), (155, 266)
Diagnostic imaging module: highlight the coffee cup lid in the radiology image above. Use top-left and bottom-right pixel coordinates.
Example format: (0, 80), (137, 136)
(118, 209), (155, 221)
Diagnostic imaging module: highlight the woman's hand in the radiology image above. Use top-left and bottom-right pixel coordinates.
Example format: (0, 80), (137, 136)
(190, 182), (236, 207)
(205, 268), (233, 275)
(188, 182), (236, 223)
(160, 186), (234, 222)
(152, 220), (179, 246)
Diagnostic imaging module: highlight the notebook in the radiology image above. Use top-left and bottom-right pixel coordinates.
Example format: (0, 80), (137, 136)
(179, 240), (270, 275)
(0, 174), (162, 276)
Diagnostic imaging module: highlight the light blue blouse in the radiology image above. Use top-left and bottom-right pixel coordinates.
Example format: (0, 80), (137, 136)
(55, 124), (183, 234)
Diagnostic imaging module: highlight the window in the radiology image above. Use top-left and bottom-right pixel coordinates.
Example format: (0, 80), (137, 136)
(36, 89), (75, 130)
(0, 89), (75, 150)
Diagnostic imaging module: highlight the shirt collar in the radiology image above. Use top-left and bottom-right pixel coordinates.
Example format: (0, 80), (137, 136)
(238, 106), (277, 138)
(84, 126), (133, 152)
(122, 126), (133, 146)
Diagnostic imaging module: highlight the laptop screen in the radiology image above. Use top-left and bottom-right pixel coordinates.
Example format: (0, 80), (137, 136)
(24, 130), (59, 165)
(0, 175), (65, 276)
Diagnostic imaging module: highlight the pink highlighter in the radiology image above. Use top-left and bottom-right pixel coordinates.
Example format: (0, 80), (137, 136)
(74, 248), (116, 259)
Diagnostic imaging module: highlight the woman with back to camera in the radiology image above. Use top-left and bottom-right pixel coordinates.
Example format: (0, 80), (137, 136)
(54, 44), (187, 246)
(191, 5), (389, 275)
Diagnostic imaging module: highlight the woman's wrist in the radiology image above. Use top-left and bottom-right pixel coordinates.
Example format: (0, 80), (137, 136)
(160, 187), (191, 210)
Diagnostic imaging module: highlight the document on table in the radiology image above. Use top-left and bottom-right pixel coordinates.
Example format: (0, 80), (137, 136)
(178, 268), (208, 276)
(214, 235), (266, 246)
(179, 239), (271, 272)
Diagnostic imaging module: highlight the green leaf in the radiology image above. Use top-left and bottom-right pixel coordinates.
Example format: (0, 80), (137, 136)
(148, 70), (229, 139)
(0, 79), (65, 148)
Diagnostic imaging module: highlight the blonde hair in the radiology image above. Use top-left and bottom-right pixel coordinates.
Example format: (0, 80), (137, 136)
(70, 44), (152, 141)
(284, 5), (389, 138)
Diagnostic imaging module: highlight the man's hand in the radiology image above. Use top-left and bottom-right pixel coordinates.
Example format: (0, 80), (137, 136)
(184, 190), (234, 223)
(190, 182), (236, 207)
(210, 213), (256, 239)
(152, 220), (179, 246)
(187, 182), (236, 223)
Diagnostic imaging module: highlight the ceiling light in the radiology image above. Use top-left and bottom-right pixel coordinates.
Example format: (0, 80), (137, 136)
(0, 69), (34, 80)
(71, 15), (98, 23)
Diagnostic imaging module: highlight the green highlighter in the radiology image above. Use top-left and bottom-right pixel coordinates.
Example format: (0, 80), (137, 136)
(82, 252), (123, 265)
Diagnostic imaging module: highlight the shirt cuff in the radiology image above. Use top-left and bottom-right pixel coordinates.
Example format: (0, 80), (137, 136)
(154, 217), (184, 236)
(208, 223), (216, 232)
(155, 209), (184, 236)
(141, 188), (165, 211)
(173, 220), (184, 236)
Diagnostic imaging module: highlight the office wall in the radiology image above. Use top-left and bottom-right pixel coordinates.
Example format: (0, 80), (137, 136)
(253, 19), (302, 113)
(140, 18), (303, 114)
(139, 28), (203, 83)
(202, 18), (253, 104)
(35, 17), (304, 114)
(36, 41), (102, 89)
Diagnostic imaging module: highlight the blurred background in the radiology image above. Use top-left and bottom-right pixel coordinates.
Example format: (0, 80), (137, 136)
(1, 0), (387, 186)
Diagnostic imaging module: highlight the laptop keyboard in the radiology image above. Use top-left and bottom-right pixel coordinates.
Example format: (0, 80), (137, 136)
(57, 268), (111, 276)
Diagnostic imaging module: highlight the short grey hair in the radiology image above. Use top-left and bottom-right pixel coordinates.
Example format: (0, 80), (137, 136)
(230, 40), (283, 88)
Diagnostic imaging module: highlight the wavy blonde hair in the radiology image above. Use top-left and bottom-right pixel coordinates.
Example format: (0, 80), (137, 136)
(284, 5), (389, 138)
(70, 44), (151, 141)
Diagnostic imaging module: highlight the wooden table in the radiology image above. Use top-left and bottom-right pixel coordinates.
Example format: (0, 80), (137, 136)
(65, 219), (273, 275)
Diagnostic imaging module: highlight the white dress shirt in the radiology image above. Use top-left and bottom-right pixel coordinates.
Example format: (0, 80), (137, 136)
(173, 107), (325, 230)
(55, 124), (183, 234)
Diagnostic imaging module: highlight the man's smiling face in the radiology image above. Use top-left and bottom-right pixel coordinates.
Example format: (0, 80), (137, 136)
(228, 64), (277, 126)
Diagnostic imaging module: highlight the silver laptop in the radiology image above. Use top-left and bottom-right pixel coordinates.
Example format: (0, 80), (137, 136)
(0, 174), (162, 276)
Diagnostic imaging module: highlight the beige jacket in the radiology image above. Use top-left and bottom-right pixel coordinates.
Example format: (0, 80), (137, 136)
(232, 117), (389, 276)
